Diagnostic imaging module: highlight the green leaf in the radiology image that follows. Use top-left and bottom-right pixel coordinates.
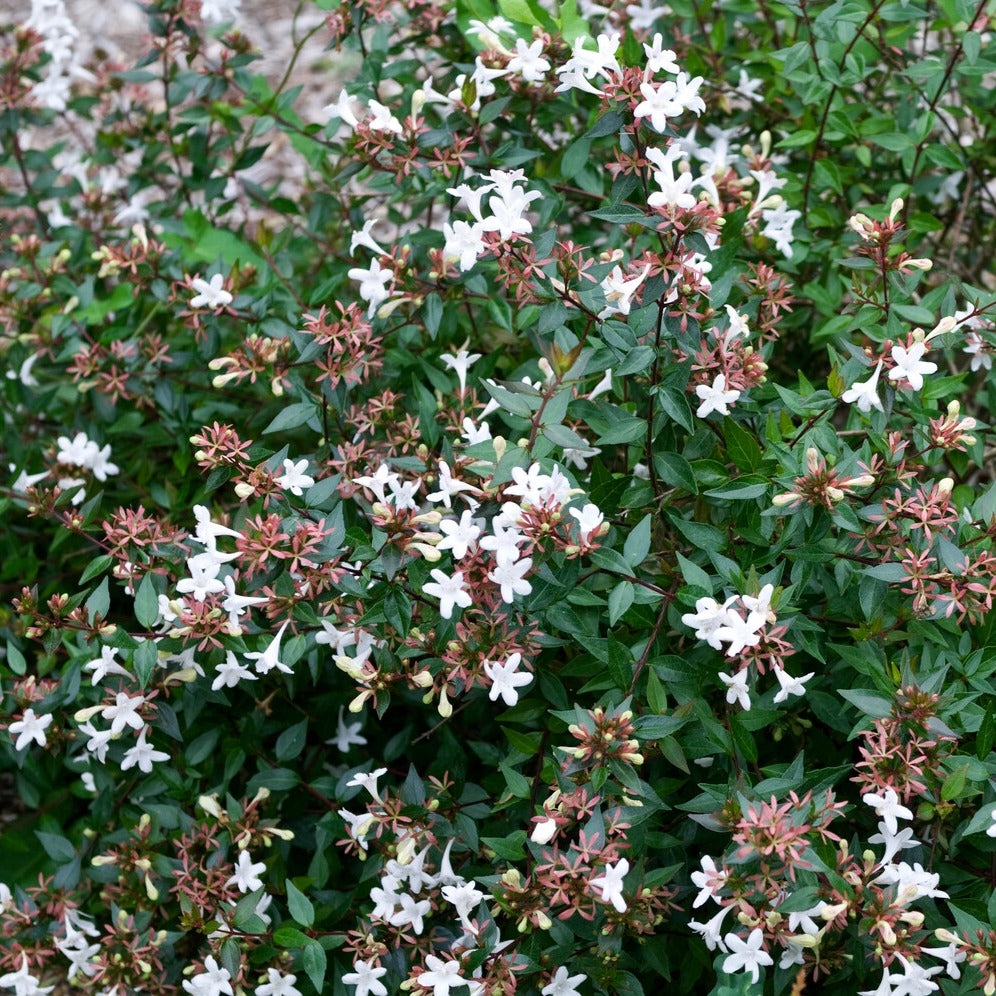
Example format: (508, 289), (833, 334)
(724, 421), (762, 472)
(623, 514), (652, 568)
(608, 581), (635, 625)
(5, 642), (26, 676)
(36, 831), (75, 863)
(275, 719), (309, 762)
(860, 563), (908, 582)
(263, 402), (315, 435)
(134, 573), (159, 629)
(500, 762), (531, 798)
(286, 879), (315, 927)
(654, 452), (697, 493)
(301, 940), (327, 993)
(704, 478), (769, 500)
(80, 555), (114, 584)
(133, 640), (158, 690)
(273, 925), (311, 948)
(977, 701), (996, 760)
(941, 763), (969, 802)
(85, 578), (110, 622)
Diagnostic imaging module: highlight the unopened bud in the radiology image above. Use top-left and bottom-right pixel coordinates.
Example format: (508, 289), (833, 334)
(530, 818), (558, 845)
(437, 687), (453, 718)
(937, 477), (953, 496)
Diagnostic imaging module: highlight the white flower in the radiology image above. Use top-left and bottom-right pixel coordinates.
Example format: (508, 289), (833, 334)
(182, 955), (233, 996)
(920, 941), (966, 980)
(507, 38), (550, 82)
(841, 360), (884, 413)
(689, 904), (731, 952)
(79, 721), (113, 763)
(83, 645), (129, 685)
(719, 670), (751, 710)
(189, 274), (233, 310)
(0, 953), (55, 996)
(646, 146), (697, 210)
(437, 510), (482, 560)
(888, 341), (937, 392)
(347, 259), (394, 316)
(690, 855), (726, 908)
(695, 373), (741, 418)
(212, 650), (258, 690)
(487, 556), (533, 603)
(367, 99), (402, 134)
(442, 220), (486, 272)
(245, 621), (293, 675)
(416, 955), (467, 996)
(722, 928), (773, 985)
(350, 220), (389, 258)
(590, 858), (629, 912)
(327, 706), (367, 752)
(440, 881), (484, 926)
(226, 850), (266, 894)
(342, 959), (388, 996)
(541, 967), (587, 996)
(275, 459), (314, 496)
(643, 33), (680, 74)
(440, 349), (482, 393)
(483, 653), (533, 707)
(176, 557), (225, 603)
(714, 610), (764, 656)
(862, 786), (914, 836)
(479, 524), (526, 566)
(389, 892), (431, 934)
(257, 968), (302, 996)
(323, 89), (359, 131)
(682, 597), (734, 649)
(9, 708), (53, 751)
(772, 667), (814, 704)
(120, 728), (169, 774)
(570, 503), (604, 538)
(347, 767), (387, 802)
(423, 569), (472, 619)
(964, 331), (991, 371)
(599, 264), (650, 319)
(100, 692), (146, 736)
(875, 861), (948, 902)
(221, 575), (268, 633)
(868, 821), (919, 864)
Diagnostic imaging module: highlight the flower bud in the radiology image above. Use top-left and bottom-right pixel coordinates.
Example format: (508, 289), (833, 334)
(437, 687), (453, 718)
(233, 481), (255, 499)
(772, 492), (799, 507)
(530, 818), (558, 845)
(847, 474), (875, 489)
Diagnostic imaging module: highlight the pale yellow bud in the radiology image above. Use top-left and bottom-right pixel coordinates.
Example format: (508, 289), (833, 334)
(437, 687), (453, 718)
(198, 794), (224, 819)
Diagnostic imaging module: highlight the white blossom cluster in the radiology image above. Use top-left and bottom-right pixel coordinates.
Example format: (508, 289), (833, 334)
(23, 0), (91, 111)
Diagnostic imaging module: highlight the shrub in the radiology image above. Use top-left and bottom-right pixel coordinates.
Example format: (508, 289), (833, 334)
(2, 0), (996, 994)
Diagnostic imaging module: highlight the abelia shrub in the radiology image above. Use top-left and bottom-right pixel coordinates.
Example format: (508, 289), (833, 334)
(2, 1), (996, 994)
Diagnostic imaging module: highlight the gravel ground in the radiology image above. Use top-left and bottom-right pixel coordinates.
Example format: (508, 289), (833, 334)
(6, 1), (343, 205)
